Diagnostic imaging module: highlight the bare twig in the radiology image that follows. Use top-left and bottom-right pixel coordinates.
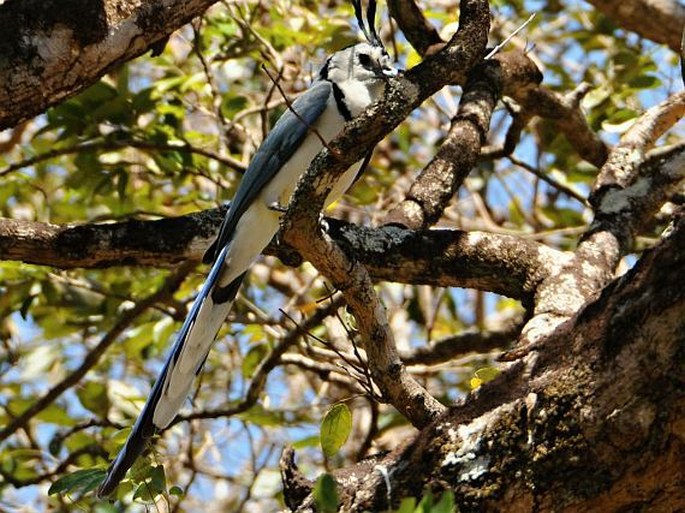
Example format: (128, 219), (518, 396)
(484, 13), (537, 60)
(174, 296), (345, 424)
(0, 445), (106, 488)
(0, 137), (246, 179)
(400, 315), (524, 365)
(508, 155), (588, 205)
(191, 19), (233, 149)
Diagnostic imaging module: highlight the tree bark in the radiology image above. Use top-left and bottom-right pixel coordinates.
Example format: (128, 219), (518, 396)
(0, 0), (218, 129)
(284, 211), (685, 512)
(586, 0), (685, 53)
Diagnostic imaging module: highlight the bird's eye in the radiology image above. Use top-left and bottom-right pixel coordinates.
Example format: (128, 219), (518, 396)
(358, 54), (372, 67)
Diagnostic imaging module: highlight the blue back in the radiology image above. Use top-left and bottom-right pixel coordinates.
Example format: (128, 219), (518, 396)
(209, 80), (333, 257)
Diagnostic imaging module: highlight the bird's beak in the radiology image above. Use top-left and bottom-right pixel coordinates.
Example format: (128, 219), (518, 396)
(380, 64), (398, 77)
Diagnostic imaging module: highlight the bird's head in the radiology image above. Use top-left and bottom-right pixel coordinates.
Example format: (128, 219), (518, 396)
(319, 0), (398, 88)
(320, 42), (397, 85)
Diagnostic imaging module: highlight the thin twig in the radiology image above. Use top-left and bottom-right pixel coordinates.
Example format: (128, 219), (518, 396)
(279, 307), (377, 397)
(174, 296), (344, 424)
(485, 13), (537, 60)
(192, 19), (233, 149)
(0, 138), (246, 179)
(508, 155), (588, 205)
(0, 445), (106, 488)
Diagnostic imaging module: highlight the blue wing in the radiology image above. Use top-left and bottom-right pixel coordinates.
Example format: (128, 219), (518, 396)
(204, 80), (333, 263)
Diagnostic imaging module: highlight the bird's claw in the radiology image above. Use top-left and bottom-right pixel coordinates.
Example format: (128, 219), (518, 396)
(268, 201), (288, 214)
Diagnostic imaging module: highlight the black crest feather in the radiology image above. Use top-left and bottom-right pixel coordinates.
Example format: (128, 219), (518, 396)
(352, 0), (382, 46)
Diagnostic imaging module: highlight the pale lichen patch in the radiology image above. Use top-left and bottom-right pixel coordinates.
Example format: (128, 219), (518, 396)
(441, 412), (493, 482)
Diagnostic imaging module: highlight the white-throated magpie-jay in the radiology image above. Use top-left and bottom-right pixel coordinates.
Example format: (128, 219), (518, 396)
(97, 0), (397, 498)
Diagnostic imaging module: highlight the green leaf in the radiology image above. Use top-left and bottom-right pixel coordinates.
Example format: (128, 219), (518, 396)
(396, 497), (418, 513)
(48, 468), (106, 496)
(628, 75), (660, 89)
(93, 503), (119, 513)
(169, 485), (184, 497)
(313, 473), (339, 513)
(430, 491), (456, 513)
(601, 117), (637, 134)
(132, 465), (167, 501)
(242, 343), (269, 379)
(601, 108), (638, 134)
(470, 367), (501, 390)
(132, 87), (156, 114)
(475, 367), (500, 383)
(320, 403), (352, 457)
(221, 95), (249, 119)
(76, 380), (110, 417)
(292, 434), (320, 450)
(238, 404), (286, 427)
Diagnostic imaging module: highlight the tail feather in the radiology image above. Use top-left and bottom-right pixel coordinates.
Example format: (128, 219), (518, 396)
(97, 245), (243, 498)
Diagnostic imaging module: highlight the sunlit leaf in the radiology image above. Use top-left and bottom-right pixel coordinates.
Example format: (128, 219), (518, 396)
(132, 465), (166, 501)
(238, 404), (287, 427)
(320, 403), (352, 457)
(76, 380), (110, 417)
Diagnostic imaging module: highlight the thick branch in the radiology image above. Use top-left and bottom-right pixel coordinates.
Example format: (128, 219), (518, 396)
(513, 93), (685, 350)
(0, 214), (570, 304)
(383, 57), (505, 229)
(587, 0), (685, 53)
(513, 83), (609, 168)
(0, 0), (219, 129)
(0, 211), (225, 268)
(287, 211), (685, 512)
(592, 90), (685, 194)
(387, 0), (444, 56)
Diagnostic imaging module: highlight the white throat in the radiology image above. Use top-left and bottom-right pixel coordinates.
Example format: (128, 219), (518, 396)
(335, 78), (384, 118)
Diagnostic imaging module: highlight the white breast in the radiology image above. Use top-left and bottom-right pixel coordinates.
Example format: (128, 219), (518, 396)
(217, 95), (363, 288)
(261, 94), (362, 208)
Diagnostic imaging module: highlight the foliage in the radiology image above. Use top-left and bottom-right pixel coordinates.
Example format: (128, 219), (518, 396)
(0, 0), (681, 512)
(313, 473), (339, 513)
(320, 403), (352, 457)
(396, 490), (457, 513)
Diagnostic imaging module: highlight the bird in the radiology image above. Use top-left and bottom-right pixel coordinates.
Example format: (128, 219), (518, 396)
(96, 0), (397, 498)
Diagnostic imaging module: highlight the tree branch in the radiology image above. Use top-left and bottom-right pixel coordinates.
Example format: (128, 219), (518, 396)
(513, 92), (685, 352)
(399, 315), (524, 366)
(383, 56), (506, 229)
(586, 0), (685, 53)
(0, 0), (220, 129)
(0, 214), (570, 303)
(287, 210), (685, 512)
(387, 0), (444, 56)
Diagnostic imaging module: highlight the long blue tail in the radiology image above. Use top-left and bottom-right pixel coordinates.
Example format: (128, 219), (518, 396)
(97, 245), (243, 497)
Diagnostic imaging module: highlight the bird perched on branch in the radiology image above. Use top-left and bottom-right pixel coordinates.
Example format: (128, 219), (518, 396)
(97, 0), (397, 498)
